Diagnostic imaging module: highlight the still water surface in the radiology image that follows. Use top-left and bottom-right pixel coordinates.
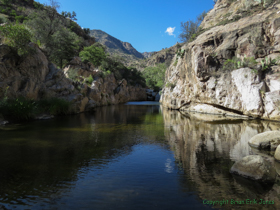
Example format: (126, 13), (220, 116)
(0, 102), (280, 210)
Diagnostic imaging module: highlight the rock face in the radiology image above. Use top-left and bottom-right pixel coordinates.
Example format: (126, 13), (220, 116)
(230, 155), (276, 182)
(274, 145), (280, 161)
(248, 131), (280, 150)
(160, 0), (280, 120)
(0, 44), (146, 114)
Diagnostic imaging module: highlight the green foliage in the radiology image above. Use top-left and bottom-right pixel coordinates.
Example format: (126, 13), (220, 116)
(0, 96), (72, 121)
(25, 9), (61, 53)
(222, 56), (280, 72)
(260, 56), (279, 70)
(0, 23), (32, 56)
(33, 1), (44, 10)
(85, 75), (94, 85)
(37, 98), (72, 115)
(1, 0), (10, 5)
(50, 27), (82, 68)
(165, 82), (176, 90)
(223, 56), (258, 71)
(67, 68), (79, 80)
(61, 11), (77, 21)
(179, 10), (208, 43)
(79, 45), (106, 67)
(15, 15), (26, 23)
(0, 97), (37, 121)
(143, 63), (166, 91)
(83, 28), (90, 35)
(176, 48), (185, 58)
(0, 15), (8, 24)
(25, 7), (82, 67)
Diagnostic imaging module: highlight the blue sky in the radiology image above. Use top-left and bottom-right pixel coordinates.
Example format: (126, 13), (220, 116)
(36, 0), (215, 53)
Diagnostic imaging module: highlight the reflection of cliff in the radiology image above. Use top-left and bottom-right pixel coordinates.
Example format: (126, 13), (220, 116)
(0, 104), (160, 207)
(162, 108), (280, 209)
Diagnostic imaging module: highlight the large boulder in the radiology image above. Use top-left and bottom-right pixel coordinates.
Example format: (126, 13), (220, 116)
(230, 155), (276, 182)
(248, 131), (280, 150)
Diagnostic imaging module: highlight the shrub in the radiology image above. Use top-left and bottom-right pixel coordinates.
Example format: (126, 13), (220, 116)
(260, 56), (280, 70)
(0, 96), (73, 121)
(0, 97), (37, 121)
(223, 56), (258, 71)
(79, 45), (106, 67)
(85, 75), (94, 85)
(0, 23), (32, 56)
(37, 98), (72, 115)
(179, 10), (208, 43)
(83, 28), (90, 35)
(67, 68), (78, 80)
(0, 15), (8, 24)
(50, 27), (82, 68)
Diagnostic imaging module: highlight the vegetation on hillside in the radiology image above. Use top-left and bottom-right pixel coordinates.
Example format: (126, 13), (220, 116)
(0, 0), (93, 68)
(143, 63), (166, 91)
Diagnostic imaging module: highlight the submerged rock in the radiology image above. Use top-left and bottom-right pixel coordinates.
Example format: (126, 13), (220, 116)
(35, 114), (54, 120)
(230, 155), (276, 183)
(248, 131), (280, 150)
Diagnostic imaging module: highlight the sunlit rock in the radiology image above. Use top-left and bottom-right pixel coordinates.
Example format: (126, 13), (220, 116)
(249, 131), (280, 150)
(230, 155), (276, 182)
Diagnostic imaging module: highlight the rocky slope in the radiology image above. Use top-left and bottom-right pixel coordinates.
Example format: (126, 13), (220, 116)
(0, 44), (146, 114)
(90, 30), (144, 59)
(160, 0), (280, 121)
(142, 52), (154, 58)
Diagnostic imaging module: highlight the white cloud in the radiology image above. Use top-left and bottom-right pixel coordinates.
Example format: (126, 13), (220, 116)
(165, 27), (175, 36)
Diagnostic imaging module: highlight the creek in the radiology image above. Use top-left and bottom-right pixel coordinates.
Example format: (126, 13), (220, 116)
(0, 102), (280, 210)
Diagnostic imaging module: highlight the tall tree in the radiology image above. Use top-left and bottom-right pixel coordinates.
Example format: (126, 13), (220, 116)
(50, 28), (82, 68)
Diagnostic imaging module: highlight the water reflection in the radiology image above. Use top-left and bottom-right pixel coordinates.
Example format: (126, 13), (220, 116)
(162, 108), (280, 209)
(0, 104), (210, 210)
(2, 103), (280, 210)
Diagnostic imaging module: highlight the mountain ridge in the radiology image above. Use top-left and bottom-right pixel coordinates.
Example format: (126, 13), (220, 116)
(90, 29), (144, 59)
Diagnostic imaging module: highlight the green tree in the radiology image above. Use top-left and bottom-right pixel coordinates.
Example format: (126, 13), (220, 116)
(143, 63), (166, 91)
(83, 28), (90, 35)
(0, 23), (32, 55)
(179, 10), (208, 43)
(61, 11), (77, 21)
(25, 9), (61, 55)
(79, 45), (106, 67)
(50, 27), (82, 68)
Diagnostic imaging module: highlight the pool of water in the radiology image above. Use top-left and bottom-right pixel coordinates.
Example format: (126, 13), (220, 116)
(0, 103), (280, 209)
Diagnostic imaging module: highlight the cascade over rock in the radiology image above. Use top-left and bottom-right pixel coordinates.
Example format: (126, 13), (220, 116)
(160, 0), (280, 120)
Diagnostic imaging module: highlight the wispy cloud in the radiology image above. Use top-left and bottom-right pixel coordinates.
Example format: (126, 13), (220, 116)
(165, 27), (175, 37)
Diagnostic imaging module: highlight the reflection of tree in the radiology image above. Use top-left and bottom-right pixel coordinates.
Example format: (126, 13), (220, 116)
(162, 109), (280, 209)
(0, 104), (161, 207)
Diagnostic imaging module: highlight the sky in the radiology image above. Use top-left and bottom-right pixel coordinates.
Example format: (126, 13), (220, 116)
(36, 0), (215, 53)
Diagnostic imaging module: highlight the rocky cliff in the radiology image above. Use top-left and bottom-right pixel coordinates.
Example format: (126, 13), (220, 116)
(160, 0), (280, 121)
(0, 43), (146, 114)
